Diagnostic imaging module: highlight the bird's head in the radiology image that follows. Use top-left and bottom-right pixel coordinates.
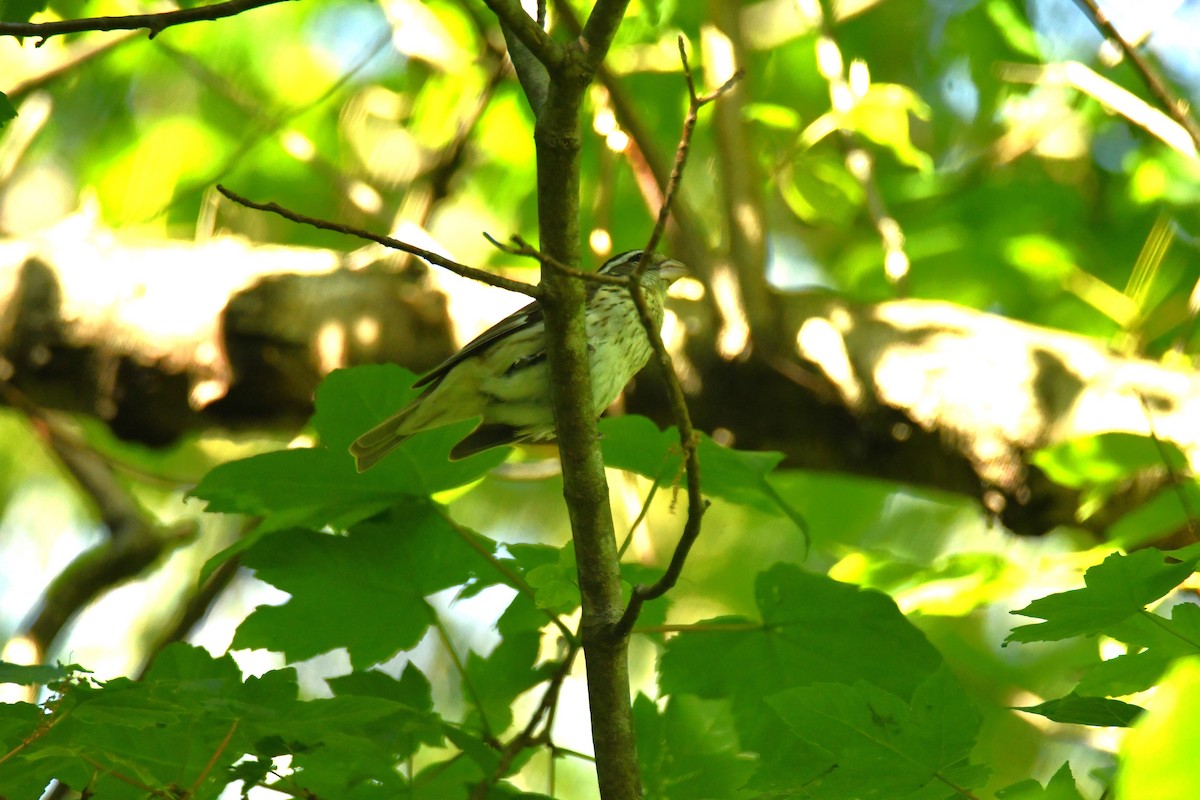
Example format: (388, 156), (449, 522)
(598, 250), (688, 291)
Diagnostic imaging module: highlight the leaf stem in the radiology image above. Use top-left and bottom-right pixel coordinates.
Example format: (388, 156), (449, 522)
(428, 608), (494, 740)
(189, 719), (239, 794)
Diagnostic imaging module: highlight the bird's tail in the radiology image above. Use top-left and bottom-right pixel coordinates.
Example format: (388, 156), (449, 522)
(350, 408), (416, 472)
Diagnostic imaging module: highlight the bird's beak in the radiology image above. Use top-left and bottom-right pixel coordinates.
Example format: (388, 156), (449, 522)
(658, 259), (688, 284)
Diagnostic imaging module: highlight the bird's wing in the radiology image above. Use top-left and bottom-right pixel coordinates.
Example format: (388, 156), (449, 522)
(412, 299), (544, 389)
(412, 252), (666, 390)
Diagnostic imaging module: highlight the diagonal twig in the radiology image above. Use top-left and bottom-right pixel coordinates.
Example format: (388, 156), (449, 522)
(637, 39), (743, 266)
(0, 0), (294, 45)
(614, 38), (739, 639)
(1073, 0), (1200, 152)
(7, 32), (140, 101)
(0, 380), (197, 662)
(548, 0), (716, 296)
(216, 185), (538, 297)
(428, 607), (495, 741)
(577, 0), (633, 72)
(484, 233), (629, 286)
(468, 638), (580, 800)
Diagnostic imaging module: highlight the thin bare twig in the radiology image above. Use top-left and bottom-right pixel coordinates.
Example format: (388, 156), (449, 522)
(79, 755), (168, 796)
(1073, 0), (1200, 152)
(484, 233), (629, 286)
(7, 32), (140, 101)
(216, 185), (538, 298)
(614, 38), (738, 638)
(468, 639), (581, 799)
(0, 0), (294, 45)
(429, 609), (494, 741)
(618, 477), (660, 558)
(638, 39), (744, 264)
(548, 0), (716, 292)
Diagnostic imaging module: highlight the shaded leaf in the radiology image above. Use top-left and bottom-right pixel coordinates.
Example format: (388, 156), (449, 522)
(0, 92), (14, 130)
(1075, 602), (1200, 695)
(191, 365), (507, 551)
(328, 663), (435, 714)
(463, 594), (556, 736)
(661, 564), (942, 703)
(0, 0), (45, 24)
(1007, 549), (1198, 643)
(636, 693), (755, 799)
(519, 541), (581, 614)
(0, 661), (85, 686)
(233, 501), (500, 668)
(1033, 432), (1188, 490)
(600, 416), (807, 536)
(764, 668), (988, 798)
(1016, 693), (1143, 727)
(996, 762), (1085, 799)
(660, 562), (943, 773)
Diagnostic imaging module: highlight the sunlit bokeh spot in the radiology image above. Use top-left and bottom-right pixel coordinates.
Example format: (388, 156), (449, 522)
(589, 228), (612, 256)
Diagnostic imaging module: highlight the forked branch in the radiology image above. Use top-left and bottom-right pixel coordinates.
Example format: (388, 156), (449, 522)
(615, 39), (741, 638)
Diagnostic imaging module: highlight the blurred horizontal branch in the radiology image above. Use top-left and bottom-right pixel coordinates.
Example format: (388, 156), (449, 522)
(2, 227), (1198, 538)
(0, 382), (198, 661)
(0, 223), (459, 442)
(999, 61), (1198, 161)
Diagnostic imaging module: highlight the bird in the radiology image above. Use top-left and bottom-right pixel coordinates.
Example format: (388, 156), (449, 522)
(350, 249), (687, 471)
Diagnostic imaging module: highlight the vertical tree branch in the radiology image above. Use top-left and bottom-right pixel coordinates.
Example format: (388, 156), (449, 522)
(537, 75), (642, 800)
(518, 1), (639, 796)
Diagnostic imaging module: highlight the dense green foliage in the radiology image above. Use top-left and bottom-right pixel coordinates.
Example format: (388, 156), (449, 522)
(2, 369), (1198, 796)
